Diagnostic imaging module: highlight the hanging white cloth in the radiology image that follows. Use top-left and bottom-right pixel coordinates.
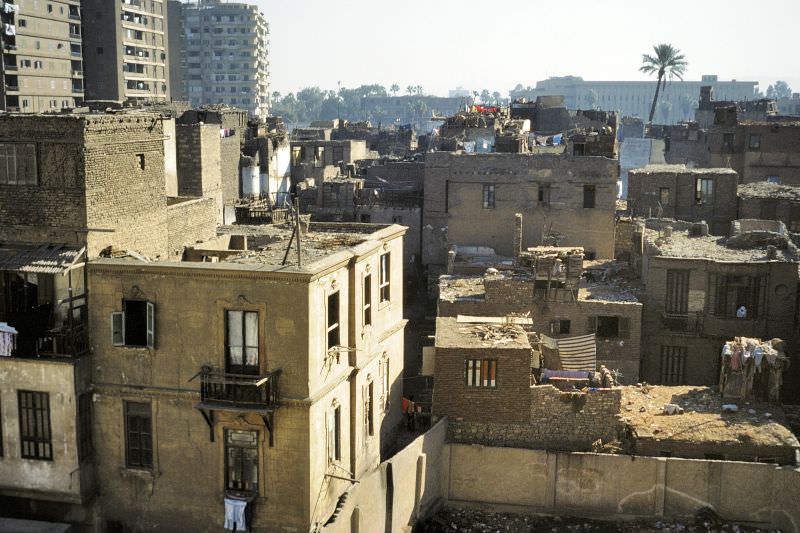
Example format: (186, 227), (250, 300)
(4, 23), (16, 36)
(223, 498), (248, 531)
(4, 3), (20, 13)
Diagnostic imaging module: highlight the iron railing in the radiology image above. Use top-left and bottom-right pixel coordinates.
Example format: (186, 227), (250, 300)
(199, 367), (280, 409)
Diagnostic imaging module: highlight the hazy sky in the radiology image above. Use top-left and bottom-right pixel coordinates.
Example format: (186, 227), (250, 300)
(257, 0), (800, 97)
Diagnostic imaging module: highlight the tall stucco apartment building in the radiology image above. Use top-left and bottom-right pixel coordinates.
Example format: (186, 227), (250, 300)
(0, 0), (84, 111)
(173, 0), (270, 118)
(82, 0), (170, 102)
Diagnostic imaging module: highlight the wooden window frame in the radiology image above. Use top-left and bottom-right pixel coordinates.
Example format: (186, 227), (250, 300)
(363, 274), (372, 327)
(482, 184), (495, 209)
(327, 291), (340, 350)
(111, 299), (155, 349)
(18, 390), (52, 460)
(660, 346), (687, 385)
(327, 406), (342, 463)
(225, 309), (259, 375)
(464, 359), (497, 388)
(0, 142), (38, 186)
(124, 401), (153, 470)
(583, 184), (596, 209)
(379, 253), (391, 303)
(224, 429), (259, 495)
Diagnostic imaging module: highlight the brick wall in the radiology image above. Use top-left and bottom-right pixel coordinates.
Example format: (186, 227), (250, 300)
(166, 197), (218, 258)
(422, 152), (619, 270)
(615, 217), (634, 261)
(739, 196), (800, 232)
(176, 124), (223, 223)
(0, 114), (170, 258)
(433, 346), (532, 425)
(447, 385), (623, 451)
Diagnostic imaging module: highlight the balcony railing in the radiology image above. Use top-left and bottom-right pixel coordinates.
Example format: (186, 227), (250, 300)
(199, 367), (280, 410)
(662, 312), (702, 335)
(37, 324), (88, 358)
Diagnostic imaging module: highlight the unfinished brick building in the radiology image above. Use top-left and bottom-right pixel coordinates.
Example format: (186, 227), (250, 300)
(0, 113), (217, 260)
(627, 165), (739, 235)
(738, 182), (800, 231)
(432, 317), (624, 451)
(87, 221), (407, 532)
(422, 151), (619, 285)
(633, 220), (799, 386)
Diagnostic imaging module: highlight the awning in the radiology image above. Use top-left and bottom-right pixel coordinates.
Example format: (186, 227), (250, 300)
(0, 243), (85, 274)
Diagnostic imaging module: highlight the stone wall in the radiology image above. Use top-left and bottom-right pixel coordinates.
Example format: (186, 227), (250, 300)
(615, 217), (634, 261)
(176, 123), (223, 223)
(447, 386), (622, 451)
(166, 197), (218, 259)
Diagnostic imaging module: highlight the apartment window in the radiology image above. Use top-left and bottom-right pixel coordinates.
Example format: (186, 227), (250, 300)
(0, 143), (37, 186)
(124, 401), (152, 469)
(465, 359), (497, 388)
(587, 316), (629, 338)
(379, 253), (391, 303)
(136, 153), (145, 170)
(665, 269), (690, 315)
(748, 134), (761, 151)
(660, 346), (687, 385)
(111, 300), (155, 348)
(291, 146), (302, 166)
(722, 133), (735, 152)
(482, 184), (495, 209)
(583, 185), (596, 208)
(695, 178), (713, 205)
(77, 392), (93, 461)
(708, 274), (766, 319)
(225, 429), (259, 494)
(363, 274), (372, 327)
(225, 310), (259, 374)
(549, 319), (570, 336)
(659, 187), (670, 206)
(538, 183), (551, 207)
(18, 391), (52, 460)
(332, 146), (344, 162)
(364, 381), (374, 437)
(380, 357), (390, 411)
(327, 405), (342, 463)
(767, 175), (780, 184)
(327, 292), (340, 350)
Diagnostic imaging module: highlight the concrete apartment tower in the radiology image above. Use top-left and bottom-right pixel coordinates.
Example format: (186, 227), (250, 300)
(175, 0), (270, 118)
(0, 0), (84, 112)
(81, 0), (170, 103)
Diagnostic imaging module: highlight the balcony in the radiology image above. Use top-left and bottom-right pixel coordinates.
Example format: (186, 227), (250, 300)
(661, 312), (702, 335)
(3, 64), (18, 72)
(199, 367), (280, 410)
(37, 324), (88, 358)
(69, 14), (80, 21)
(69, 32), (82, 40)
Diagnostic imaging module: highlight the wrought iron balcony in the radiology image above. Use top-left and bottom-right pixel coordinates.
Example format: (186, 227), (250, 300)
(37, 324), (88, 358)
(199, 367), (280, 410)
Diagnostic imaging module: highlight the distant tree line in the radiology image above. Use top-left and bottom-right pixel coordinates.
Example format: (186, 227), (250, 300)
(269, 84), (509, 126)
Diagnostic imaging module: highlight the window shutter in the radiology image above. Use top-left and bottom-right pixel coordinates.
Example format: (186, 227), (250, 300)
(586, 316), (597, 334)
(112, 312), (125, 346)
(146, 302), (155, 349)
(326, 411), (334, 462)
(618, 317), (630, 339)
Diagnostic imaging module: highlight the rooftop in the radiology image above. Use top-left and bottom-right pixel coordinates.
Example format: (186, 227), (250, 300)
(629, 164), (737, 175)
(738, 182), (800, 201)
(435, 316), (532, 350)
(621, 385), (799, 450)
(643, 226), (798, 262)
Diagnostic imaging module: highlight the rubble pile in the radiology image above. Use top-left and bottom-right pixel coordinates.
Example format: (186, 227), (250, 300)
(468, 323), (522, 345)
(416, 507), (774, 532)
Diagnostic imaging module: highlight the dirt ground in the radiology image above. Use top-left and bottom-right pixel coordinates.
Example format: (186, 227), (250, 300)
(415, 507), (782, 533)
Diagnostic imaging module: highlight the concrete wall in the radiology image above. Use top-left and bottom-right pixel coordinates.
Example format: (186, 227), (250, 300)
(320, 418), (449, 533)
(422, 152), (619, 269)
(447, 445), (800, 532)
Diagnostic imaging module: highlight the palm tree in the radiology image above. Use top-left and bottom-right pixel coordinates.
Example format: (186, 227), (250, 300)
(640, 44), (688, 123)
(390, 84), (400, 97)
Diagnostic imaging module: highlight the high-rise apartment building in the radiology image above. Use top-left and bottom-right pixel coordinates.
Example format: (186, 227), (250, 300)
(177, 0), (270, 118)
(0, 0), (84, 112)
(82, 0), (169, 103)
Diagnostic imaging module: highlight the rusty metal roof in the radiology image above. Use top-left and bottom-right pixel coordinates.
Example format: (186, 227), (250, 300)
(0, 243), (85, 274)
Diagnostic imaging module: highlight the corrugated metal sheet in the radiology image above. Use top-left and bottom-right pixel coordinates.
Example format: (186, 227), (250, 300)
(0, 243), (84, 274)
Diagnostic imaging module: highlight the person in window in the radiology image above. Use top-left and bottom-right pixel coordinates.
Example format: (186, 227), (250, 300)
(736, 305), (747, 319)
